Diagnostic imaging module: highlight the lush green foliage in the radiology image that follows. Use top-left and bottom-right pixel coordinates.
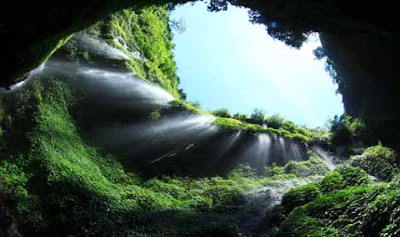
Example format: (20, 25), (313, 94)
(165, 99), (207, 115)
(264, 163), (285, 177)
(329, 115), (352, 147)
(7, 35), (72, 86)
(250, 108), (266, 123)
(277, 165), (400, 237)
(0, 78), (333, 236)
(284, 154), (330, 178)
(264, 114), (285, 129)
(212, 116), (318, 145)
(280, 183), (400, 237)
(207, 106), (332, 146)
(351, 142), (399, 181)
(213, 117), (264, 133)
(211, 108), (231, 118)
(3, 2), (399, 237)
(281, 183), (320, 213)
(60, 6), (181, 98)
(329, 115), (370, 146)
(318, 165), (372, 193)
(233, 112), (248, 121)
(107, 6), (181, 98)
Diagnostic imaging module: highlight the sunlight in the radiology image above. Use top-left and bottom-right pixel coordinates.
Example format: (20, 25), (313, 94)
(171, 2), (344, 128)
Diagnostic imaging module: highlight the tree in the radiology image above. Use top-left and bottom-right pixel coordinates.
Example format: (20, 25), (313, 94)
(233, 113), (248, 121)
(313, 46), (326, 60)
(265, 114), (285, 129)
(330, 115), (351, 147)
(211, 108), (231, 118)
(169, 17), (187, 34)
(178, 88), (187, 100)
(191, 101), (201, 108)
(250, 108), (266, 123)
(282, 121), (297, 133)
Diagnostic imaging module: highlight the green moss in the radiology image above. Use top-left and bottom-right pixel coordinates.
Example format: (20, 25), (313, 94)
(11, 34), (73, 86)
(4, 3), (398, 236)
(58, 13), (323, 147)
(277, 164), (397, 236)
(1, 79), (327, 235)
(98, 6), (181, 98)
(213, 117), (264, 133)
(212, 117), (314, 145)
(351, 142), (399, 181)
(264, 163), (285, 177)
(318, 165), (372, 194)
(3, 73), (396, 237)
(280, 184), (399, 237)
(284, 154), (330, 178)
(282, 183), (320, 214)
(318, 170), (346, 193)
(211, 108), (231, 118)
(168, 99), (208, 115)
(149, 110), (162, 120)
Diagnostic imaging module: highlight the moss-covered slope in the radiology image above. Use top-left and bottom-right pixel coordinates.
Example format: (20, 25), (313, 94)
(0, 77), (331, 236)
(1, 2), (400, 237)
(3, 0), (400, 147)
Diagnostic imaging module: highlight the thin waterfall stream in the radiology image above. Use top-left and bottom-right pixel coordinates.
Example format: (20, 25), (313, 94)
(0, 32), (336, 236)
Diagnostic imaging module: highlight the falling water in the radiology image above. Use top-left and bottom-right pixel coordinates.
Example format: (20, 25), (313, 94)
(113, 36), (145, 60)
(2, 31), (312, 176)
(73, 33), (130, 60)
(313, 146), (336, 170)
(257, 134), (272, 159)
(239, 134), (272, 167)
(238, 133), (308, 168)
(92, 115), (217, 147)
(79, 67), (175, 105)
(262, 123), (268, 129)
(217, 131), (243, 158)
(1, 63), (45, 93)
(242, 176), (321, 235)
(42, 59), (174, 108)
(287, 141), (304, 161)
(85, 114), (219, 165)
(153, 115), (217, 135)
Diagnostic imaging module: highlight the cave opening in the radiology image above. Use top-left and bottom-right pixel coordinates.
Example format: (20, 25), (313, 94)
(171, 2), (343, 128)
(1, 1), (400, 236)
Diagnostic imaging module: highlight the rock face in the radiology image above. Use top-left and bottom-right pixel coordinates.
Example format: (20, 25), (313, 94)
(321, 32), (400, 145)
(0, 190), (22, 237)
(1, 0), (400, 143)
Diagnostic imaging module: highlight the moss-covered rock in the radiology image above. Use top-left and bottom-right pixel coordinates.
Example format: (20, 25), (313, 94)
(3, 2), (400, 236)
(0, 77), (327, 236)
(351, 142), (399, 181)
(281, 183), (320, 214)
(280, 184), (397, 237)
(284, 154), (329, 178)
(318, 165), (372, 193)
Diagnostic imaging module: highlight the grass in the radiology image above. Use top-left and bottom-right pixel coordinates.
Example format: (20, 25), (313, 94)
(0, 78), (333, 236)
(277, 164), (400, 237)
(280, 183), (400, 237)
(2, 4), (399, 237)
(100, 5), (180, 98)
(213, 117), (313, 144)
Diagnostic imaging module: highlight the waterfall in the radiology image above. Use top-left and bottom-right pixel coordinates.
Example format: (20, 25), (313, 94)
(2, 32), (313, 174)
(73, 33), (130, 60)
(313, 146), (336, 170)
(1, 63), (45, 93)
(242, 176), (320, 235)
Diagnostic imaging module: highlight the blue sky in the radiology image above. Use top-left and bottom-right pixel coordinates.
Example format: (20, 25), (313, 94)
(170, 2), (344, 128)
